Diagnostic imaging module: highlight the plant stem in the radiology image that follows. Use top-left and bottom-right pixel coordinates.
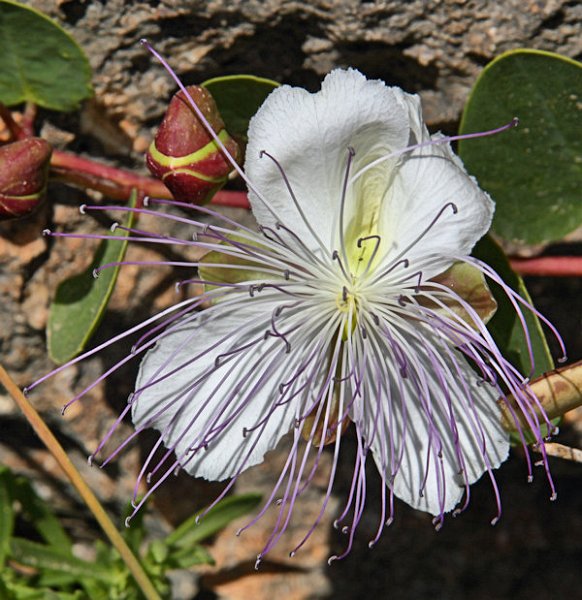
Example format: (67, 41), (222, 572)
(510, 256), (582, 277)
(0, 104), (25, 141)
(499, 359), (582, 432)
(51, 149), (171, 201)
(50, 149), (251, 208)
(0, 363), (162, 600)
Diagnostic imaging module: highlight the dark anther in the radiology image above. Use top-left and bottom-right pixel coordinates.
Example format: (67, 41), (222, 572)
(357, 234), (381, 248)
(283, 269), (290, 280)
(342, 286), (348, 302)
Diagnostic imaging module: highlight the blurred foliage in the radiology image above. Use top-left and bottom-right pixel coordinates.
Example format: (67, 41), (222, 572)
(0, 465), (261, 599)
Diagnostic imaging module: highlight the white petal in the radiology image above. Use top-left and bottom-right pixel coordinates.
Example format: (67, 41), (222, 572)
(245, 69), (411, 253)
(131, 300), (298, 481)
(362, 329), (509, 516)
(381, 137), (494, 279)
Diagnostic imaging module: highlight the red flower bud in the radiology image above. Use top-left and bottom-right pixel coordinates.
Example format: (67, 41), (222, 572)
(0, 138), (52, 221)
(146, 86), (240, 204)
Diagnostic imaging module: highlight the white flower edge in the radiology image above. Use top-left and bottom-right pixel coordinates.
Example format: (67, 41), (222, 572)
(245, 68), (494, 280)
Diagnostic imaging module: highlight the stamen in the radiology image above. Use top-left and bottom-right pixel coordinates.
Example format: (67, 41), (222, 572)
(332, 250), (351, 281)
(357, 234), (382, 278)
(370, 202), (457, 286)
(338, 146), (356, 271)
(260, 150), (329, 256)
(351, 118), (519, 184)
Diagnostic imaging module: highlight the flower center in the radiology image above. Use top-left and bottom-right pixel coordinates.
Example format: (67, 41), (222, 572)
(336, 285), (358, 314)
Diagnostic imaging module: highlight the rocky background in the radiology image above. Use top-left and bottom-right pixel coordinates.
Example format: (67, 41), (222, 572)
(1, 1), (582, 599)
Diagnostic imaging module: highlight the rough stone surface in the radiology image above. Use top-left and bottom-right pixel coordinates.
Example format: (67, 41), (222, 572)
(2, 2), (582, 600)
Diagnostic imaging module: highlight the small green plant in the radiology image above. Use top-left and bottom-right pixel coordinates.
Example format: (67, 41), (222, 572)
(0, 465), (260, 599)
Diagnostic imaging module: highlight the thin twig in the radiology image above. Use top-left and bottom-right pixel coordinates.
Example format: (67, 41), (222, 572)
(541, 442), (582, 464)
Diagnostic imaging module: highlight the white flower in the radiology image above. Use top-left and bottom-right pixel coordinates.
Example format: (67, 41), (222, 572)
(34, 68), (561, 563)
(129, 70), (520, 553)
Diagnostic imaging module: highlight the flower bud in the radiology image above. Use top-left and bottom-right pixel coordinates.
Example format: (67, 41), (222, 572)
(0, 138), (52, 221)
(146, 86), (240, 204)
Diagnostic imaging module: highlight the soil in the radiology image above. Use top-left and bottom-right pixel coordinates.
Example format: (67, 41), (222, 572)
(2, 2), (582, 599)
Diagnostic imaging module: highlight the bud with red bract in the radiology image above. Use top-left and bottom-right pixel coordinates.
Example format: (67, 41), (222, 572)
(146, 86), (241, 204)
(0, 138), (52, 221)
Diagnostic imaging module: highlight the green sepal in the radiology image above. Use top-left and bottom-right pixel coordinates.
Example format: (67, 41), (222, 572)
(424, 261), (498, 327)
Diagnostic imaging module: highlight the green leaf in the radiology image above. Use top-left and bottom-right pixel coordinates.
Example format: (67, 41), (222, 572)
(9, 538), (115, 584)
(473, 235), (554, 378)
(166, 545), (215, 569)
(202, 75), (279, 141)
(165, 492), (262, 547)
(0, 469), (15, 569)
(459, 49), (582, 244)
(47, 193), (137, 364)
(0, 0), (93, 111)
(12, 476), (71, 552)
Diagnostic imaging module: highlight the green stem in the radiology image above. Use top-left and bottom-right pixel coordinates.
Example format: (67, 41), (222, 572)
(0, 363), (162, 600)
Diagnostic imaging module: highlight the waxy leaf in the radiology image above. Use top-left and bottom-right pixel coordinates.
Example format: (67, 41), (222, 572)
(0, 0), (92, 111)
(473, 235), (554, 378)
(202, 75), (279, 141)
(48, 193), (136, 364)
(459, 50), (582, 244)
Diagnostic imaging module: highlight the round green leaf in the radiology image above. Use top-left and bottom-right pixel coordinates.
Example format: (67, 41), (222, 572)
(0, 0), (93, 111)
(459, 50), (582, 244)
(202, 75), (279, 141)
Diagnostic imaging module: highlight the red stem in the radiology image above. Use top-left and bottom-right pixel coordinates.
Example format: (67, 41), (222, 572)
(51, 149), (172, 201)
(510, 256), (582, 277)
(0, 104), (26, 141)
(210, 189), (250, 208)
(50, 149), (251, 209)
